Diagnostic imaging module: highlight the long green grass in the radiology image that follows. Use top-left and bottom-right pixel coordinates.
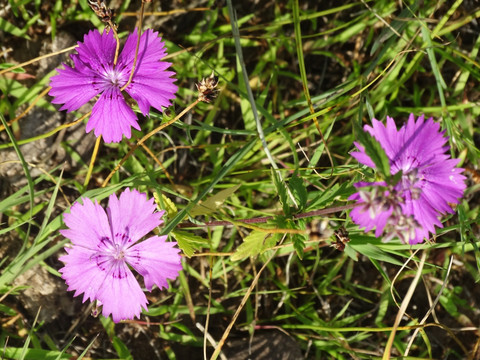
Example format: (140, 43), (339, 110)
(1, 0), (480, 359)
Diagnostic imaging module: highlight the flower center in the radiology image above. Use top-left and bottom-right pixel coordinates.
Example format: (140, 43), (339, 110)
(112, 243), (125, 260)
(101, 66), (128, 89)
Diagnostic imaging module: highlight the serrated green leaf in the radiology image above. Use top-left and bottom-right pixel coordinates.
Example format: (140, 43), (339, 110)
(172, 230), (208, 257)
(189, 184), (240, 217)
(307, 182), (352, 211)
(231, 230), (280, 261)
(291, 233), (307, 259)
(155, 192), (178, 217)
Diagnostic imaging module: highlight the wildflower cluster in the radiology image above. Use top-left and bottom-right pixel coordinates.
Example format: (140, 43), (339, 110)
(49, 13), (183, 322)
(349, 114), (466, 244)
(47, 1), (466, 327)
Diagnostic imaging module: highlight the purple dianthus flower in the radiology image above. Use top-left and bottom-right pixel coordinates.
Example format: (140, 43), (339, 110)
(349, 114), (466, 244)
(59, 188), (182, 323)
(49, 28), (177, 143)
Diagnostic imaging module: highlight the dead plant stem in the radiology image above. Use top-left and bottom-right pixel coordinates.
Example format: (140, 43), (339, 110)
(0, 111), (91, 150)
(0, 87), (51, 132)
(101, 99), (200, 187)
(210, 243), (281, 360)
(0, 46), (78, 76)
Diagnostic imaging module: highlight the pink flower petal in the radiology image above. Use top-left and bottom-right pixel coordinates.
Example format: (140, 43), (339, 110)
(126, 74), (177, 115)
(75, 29), (116, 72)
(107, 188), (163, 245)
(95, 262), (149, 322)
(86, 87), (140, 143)
(117, 28), (177, 115)
(126, 235), (182, 291)
(59, 246), (110, 303)
(48, 65), (101, 112)
(118, 29), (168, 73)
(60, 197), (111, 248)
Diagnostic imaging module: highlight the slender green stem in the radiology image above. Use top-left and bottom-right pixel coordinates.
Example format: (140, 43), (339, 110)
(292, 0), (334, 175)
(226, 0), (298, 209)
(0, 114), (33, 252)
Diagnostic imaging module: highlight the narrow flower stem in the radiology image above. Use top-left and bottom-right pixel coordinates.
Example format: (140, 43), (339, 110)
(84, 136), (102, 187)
(120, 1), (146, 91)
(175, 204), (355, 228)
(203, 256), (215, 360)
(383, 251), (426, 360)
(0, 45), (78, 76)
(101, 99), (200, 187)
(111, 24), (121, 66)
(139, 142), (175, 186)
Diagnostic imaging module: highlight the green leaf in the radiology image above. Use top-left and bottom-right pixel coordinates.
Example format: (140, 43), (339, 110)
(307, 182), (352, 211)
(112, 336), (133, 360)
(0, 63), (26, 73)
(99, 316), (115, 338)
(231, 230), (280, 261)
(285, 217), (307, 258)
(189, 184), (240, 217)
(154, 192), (178, 218)
(172, 230), (208, 257)
(348, 239), (403, 266)
(439, 294), (459, 317)
(370, 4), (417, 54)
(291, 233), (307, 259)
(0, 302), (17, 316)
(0, 18), (31, 40)
(2, 348), (71, 360)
